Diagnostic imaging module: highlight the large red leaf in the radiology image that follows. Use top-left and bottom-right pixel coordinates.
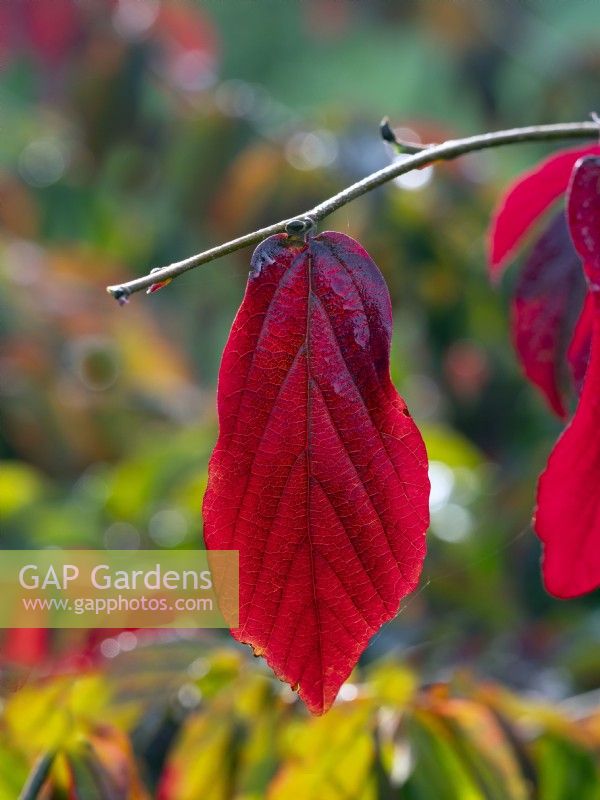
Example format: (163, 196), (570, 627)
(510, 211), (586, 418)
(488, 144), (600, 280)
(535, 297), (600, 597)
(534, 157), (600, 598)
(203, 231), (430, 714)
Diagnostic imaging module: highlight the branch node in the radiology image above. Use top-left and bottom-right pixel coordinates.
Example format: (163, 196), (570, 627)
(285, 216), (316, 242)
(107, 285), (131, 306)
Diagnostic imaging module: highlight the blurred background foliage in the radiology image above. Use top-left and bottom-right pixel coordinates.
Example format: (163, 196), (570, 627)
(0, 0), (599, 796)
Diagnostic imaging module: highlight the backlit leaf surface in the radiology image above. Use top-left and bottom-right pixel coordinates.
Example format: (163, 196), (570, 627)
(269, 701), (377, 799)
(488, 145), (600, 279)
(203, 231), (429, 714)
(510, 211), (586, 418)
(535, 157), (600, 597)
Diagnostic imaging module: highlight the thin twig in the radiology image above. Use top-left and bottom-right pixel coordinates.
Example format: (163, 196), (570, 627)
(107, 120), (599, 302)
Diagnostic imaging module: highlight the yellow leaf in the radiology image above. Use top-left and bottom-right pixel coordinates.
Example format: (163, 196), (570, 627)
(269, 701), (377, 800)
(4, 675), (111, 756)
(160, 714), (237, 800)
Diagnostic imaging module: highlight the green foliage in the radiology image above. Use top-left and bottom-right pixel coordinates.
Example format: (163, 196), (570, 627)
(3, 645), (599, 798)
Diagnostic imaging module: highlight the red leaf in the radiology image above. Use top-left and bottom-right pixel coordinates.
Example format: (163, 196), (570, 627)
(510, 211), (586, 418)
(567, 156), (600, 287)
(535, 156), (600, 597)
(567, 291), (594, 395)
(535, 295), (600, 597)
(203, 231), (430, 714)
(488, 144), (600, 280)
